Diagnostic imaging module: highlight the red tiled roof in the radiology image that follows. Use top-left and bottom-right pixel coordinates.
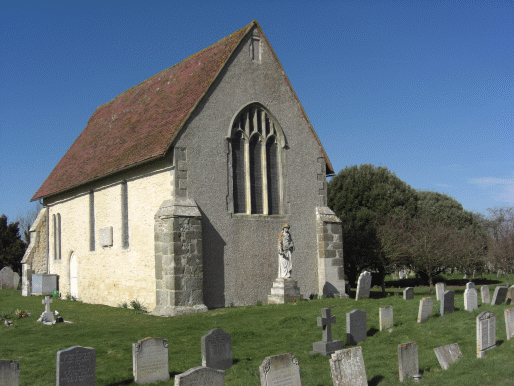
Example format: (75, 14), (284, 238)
(32, 21), (333, 201)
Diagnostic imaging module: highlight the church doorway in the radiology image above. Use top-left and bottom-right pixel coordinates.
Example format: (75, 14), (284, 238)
(69, 252), (78, 298)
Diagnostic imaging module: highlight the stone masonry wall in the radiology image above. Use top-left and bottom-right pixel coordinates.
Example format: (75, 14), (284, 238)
(21, 207), (48, 296)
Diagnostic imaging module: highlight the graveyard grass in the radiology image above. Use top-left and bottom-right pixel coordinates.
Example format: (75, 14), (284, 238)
(1, 274), (513, 385)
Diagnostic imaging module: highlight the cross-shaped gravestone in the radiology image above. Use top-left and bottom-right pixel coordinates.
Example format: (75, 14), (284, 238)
(40, 296), (54, 324)
(42, 296), (52, 313)
(310, 308), (343, 356)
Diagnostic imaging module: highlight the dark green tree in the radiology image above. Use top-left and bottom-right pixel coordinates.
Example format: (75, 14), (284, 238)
(327, 164), (418, 289)
(0, 215), (26, 273)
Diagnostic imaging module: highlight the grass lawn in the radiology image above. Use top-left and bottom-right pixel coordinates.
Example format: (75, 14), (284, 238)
(0, 274), (513, 385)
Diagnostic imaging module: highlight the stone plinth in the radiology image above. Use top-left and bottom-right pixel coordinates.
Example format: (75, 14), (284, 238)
(267, 278), (302, 304)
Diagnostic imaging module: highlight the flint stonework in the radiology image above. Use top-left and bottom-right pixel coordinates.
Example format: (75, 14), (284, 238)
(379, 306), (393, 331)
(476, 311), (496, 358)
(201, 328), (232, 370)
(259, 353), (301, 386)
(433, 343), (462, 370)
(346, 310), (367, 346)
(56, 346), (96, 386)
(417, 297), (434, 323)
(330, 347), (368, 386)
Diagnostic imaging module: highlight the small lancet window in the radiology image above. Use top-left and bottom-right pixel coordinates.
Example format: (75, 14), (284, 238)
(251, 36), (261, 63)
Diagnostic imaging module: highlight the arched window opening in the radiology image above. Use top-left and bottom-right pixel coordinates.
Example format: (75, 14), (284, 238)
(232, 131), (246, 214)
(266, 136), (280, 215)
(249, 135), (263, 214)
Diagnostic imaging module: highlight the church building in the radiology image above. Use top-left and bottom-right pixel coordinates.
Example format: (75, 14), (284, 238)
(22, 21), (344, 315)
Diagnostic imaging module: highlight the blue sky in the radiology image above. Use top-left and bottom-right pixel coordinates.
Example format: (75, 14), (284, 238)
(1, 0), (513, 222)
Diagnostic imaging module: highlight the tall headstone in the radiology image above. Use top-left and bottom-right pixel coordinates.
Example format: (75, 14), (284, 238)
(403, 287), (414, 300)
(173, 366), (225, 386)
(346, 310), (367, 346)
(398, 342), (420, 382)
(201, 328), (232, 370)
(491, 286), (508, 305)
(56, 346), (96, 386)
(311, 308), (343, 356)
(435, 283), (444, 301)
(464, 288), (478, 312)
(259, 353), (301, 386)
(476, 311), (496, 358)
(505, 286), (514, 305)
(504, 308), (514, 341)
(417, 297), (434, 323)
(481, 285), (491, 304)
(0, 267), (15, 289)
(12, 273), (20, 289)
(379, 306), (393, 331)
(132, 337), (169, 384)
(433, 343), (462, 370)
(440, 290), (454, 316)
(329, 347), (368, 386)
(466, 282), (475, 290)
(355, 271), (371, 301)
(0, 360), (19, 386)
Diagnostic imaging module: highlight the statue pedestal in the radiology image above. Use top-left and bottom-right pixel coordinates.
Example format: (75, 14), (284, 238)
(267, 278), (302, 304)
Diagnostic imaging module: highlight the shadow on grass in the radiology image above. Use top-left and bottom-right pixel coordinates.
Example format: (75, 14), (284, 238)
(369, 375), (384, 386)
(367, 327), (379, 337)
(233, 357), (251, 364)
(496, 340), (504, 347)
(106, 372), (182, 386)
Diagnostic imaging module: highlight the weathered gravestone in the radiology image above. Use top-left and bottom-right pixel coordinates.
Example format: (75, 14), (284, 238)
(435, 282), (444, 301)
(403, 287), (414, 300)
(132, 337), (169, 384)
(481, 285), (491, 304)
(476, 311), (496, 358)
(0, 267), (15, 289)
(173, 366), (225, 386)
(398, 342), (420, 382)
(346, 310), (367, 346)
(40, 296), (55, 323)
(56, 346), (96, 386)
(12, 273), (20, 289)
(259, 353), (301, 386)
(504, 308), (514, 341)
(440, 290), (454, 316)
(355, 271), (371, 301)
(491, 286), (508, 305)
(379, 306), (393, 331)
(466, 282), (475, 290)
(201, 328), (232, 370)
(433, 343), (462, 370)
(329, 347), (368, 386)
(0, 359), (19, 386)
(417, 297), (434, 323)
(464, 288), (478, 312)
(505, 286), (514, 305)
(310, 308), (343, 356)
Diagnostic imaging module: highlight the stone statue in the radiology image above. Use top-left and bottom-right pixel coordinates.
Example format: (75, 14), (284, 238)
(278, 224), (294, 279)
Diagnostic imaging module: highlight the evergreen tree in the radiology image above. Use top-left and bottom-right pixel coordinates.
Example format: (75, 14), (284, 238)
(0, 214), (26, 273)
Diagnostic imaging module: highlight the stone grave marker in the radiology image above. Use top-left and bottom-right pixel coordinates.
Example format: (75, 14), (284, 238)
(440, 290), (454, 316)
(0, 359), (19, 386)
(481, 285), (491, 304)
(433, 343), (462, 370)
(346, 310), (367, 346)
(0, 267), (15, 289)
(505, 286), (514, 305)
(476, 311), (496, 358)
(403, 287), (414, 300)
(379, 306), (393, 331)
(259, 353), (301, 386)
(41, 296), (55, 323)
(201, 328), (232, 370)
(491, 286), (508, 305)
(435, 283), (444, 301)
(464, 288), (478, 312)
(56, 346), (96, 386)
(417, 297), (434, 323)
(12, 273), (20, 289)
(132, 337), (169, 384)
(311, 308), (343, 356)
(174, 366), (225, 386)
(504, 308), (514, 341)
(466, 282), (475, 290)
(355, 271), (371, 300)
(398, 342), (420, 382)
(329, 347), (368, 386)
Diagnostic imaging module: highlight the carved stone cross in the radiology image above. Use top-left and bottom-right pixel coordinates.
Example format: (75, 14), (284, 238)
(42, 296), (53, 313)
(317, 308), (336, 342)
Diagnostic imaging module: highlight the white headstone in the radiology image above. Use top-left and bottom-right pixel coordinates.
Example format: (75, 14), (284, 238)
(0, 267), (15, 289)
(435, 283), (444, 301)
(379, 306), (393, 331)
(481, 285), (491, 304)
(201, 328), (232, 370)
(464, 288), (478, 311)
(56, 346), (96, 386)
(355, 271), (372, 301)
(491, 286), (508, 305)
(466, 282), (475, 290)
(132, 337), (169, 383)
(440, 290), (454, 316)
(41, 296), (55, 323)
(433, 343), (462, 370)
(417, 297), (434, 323)
(504, 308), (514, 341)
(0, 359), (19, 386)
(476, 311), (496, 358)
(173, 366), (225, 386)
(259, 353), (301, 386)
(403, 287), (414, 300)
(398, 342), (419, 382)
(346, 310), (367, 346)
(330, 347), (368, 386)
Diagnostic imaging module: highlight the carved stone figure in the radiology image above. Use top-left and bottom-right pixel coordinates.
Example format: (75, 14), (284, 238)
(278, 224), (294, 279)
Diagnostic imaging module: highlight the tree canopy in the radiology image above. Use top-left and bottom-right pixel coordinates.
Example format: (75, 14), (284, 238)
(0, 215), (26, 273)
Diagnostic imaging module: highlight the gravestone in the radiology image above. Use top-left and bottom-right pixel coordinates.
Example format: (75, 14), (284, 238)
(435, 283), (444, 301)
(259, 353), (301, 386)
(440, 290), (454, 316)
(505, 286), (514, 305)
(12, 273), (20, 289)
(504, 308), (514, 341)
(346, 310), (367, 346)
(41, 296), (55, 323)
(464, 288), (478, 312)
(56, 346), (96, 386)
(417, 297), (434, 323)
(174, 366), (225, 386)
(433, 343), (462, 370)
(0, 267), (15, 289)
(0, 359), (19, 386)
(491, 286), (508, 305)
(132, 337), (169, 384)
(201, 328), (232, 370)
(31, 274), (58, 295)
(379, 306), (393, 331)
(355, 271), (371, 300)
(403, 287), (414, 300)
(398, 342), (420, 382)
(329, 347), (368, 386)
(466, 282), (475, 290)
(481, 285), (491, 304)
(311, 308), (343, 356)
(476, 311), (496, 358)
